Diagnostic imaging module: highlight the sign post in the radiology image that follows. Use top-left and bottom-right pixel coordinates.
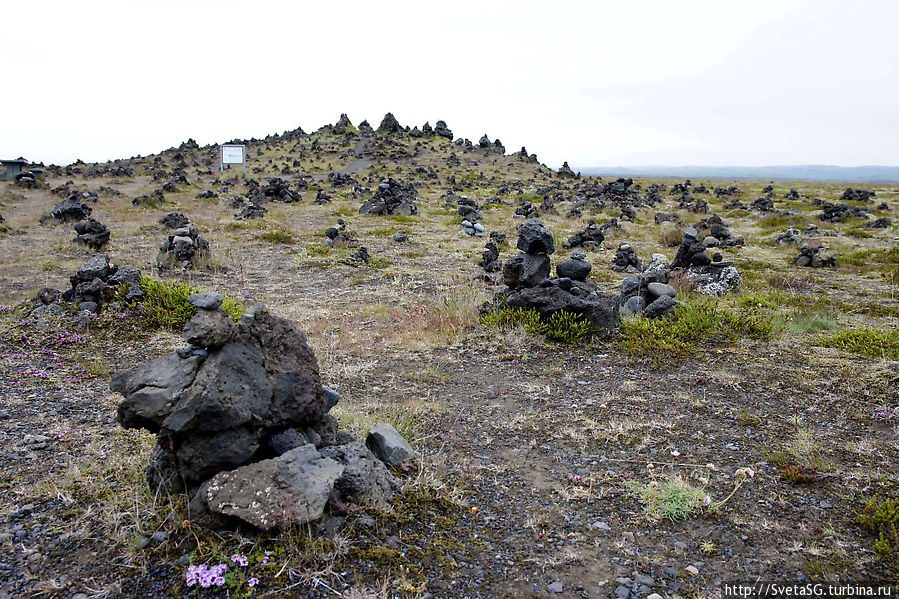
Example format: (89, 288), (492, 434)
(220, 144), (247, 178)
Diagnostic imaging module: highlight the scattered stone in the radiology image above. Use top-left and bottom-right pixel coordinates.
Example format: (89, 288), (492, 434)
(366, 423), (415, 467)
(44, 194), (92, 223)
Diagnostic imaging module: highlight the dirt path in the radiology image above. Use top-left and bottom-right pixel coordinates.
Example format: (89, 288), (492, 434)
(338, 136), (371, 175)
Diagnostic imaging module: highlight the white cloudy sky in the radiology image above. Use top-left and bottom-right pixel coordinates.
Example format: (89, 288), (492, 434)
(2, 0), (897, 168)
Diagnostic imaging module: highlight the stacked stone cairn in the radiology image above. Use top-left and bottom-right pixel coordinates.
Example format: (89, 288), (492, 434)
(619, 254), (677, 319)
(73, 219), (110, 249)
(671, 227), (743, 296)
(157, 219), (209, 270)
(610, 242), (644, 272)
(794, 245), (838, 268)
(359, 177), (417, 216)
(29, 254), (143, 319)
(112, 295), (413, 530)
(500, 219), (619, 336)
(41, 193), (92, 223)
(324, 220), (356, 247)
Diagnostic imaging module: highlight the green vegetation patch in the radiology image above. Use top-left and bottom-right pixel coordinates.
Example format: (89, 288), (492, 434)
(625, 476), (708, 522)
(818, 328), (899, 360)
(482, 305), (595, 343)
(857, 495), (899, 565)
(618, 300), (773, 361)
(131, 276), (244, 330)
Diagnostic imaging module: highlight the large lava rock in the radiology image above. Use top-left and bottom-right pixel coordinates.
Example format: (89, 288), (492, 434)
(189, 444), (344, 531)
(112, 304), (327, 488)
(505, 283), (619, 337)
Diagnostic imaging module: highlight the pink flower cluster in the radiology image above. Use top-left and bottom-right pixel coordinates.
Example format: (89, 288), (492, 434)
(185, 563), (227, 588)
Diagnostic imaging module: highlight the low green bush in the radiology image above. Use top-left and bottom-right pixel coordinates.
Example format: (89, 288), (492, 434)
(482, 305), (595, 343)
(819, 328), (899, 359)
(132, 276), (244, 330)
(618, 300), (773, 361)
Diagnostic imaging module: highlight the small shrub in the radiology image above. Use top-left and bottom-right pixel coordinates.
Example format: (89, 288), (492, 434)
(857, 495), (899, 563)
(617, 300), (773, 361)
(254, 230), (296, 244)
(819, 328), (899, 360)
(625, 476), (708, 522)
(659, 227), (683, 247)
(482, 306), (595, 343)
(135, 276), (243, 330)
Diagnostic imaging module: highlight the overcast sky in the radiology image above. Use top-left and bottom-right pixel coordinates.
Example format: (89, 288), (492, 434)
(2, 0), (897, 168)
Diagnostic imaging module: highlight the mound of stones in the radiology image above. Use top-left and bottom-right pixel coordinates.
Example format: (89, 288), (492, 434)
(112, 297), (411, 530)
(160, 212), (189, 229)
(773, 227), (803, 245)
(359, 177), (417, 216)
(671, 228), (742, 296)
(819, 202), (868, 223)
(558, 162), (577, 178)
(563, 221), (605, 250)
(794, 245), (838, 268)
(233, 197), (266, 220)
(840, 188), (875, 202)
(500, 219), (619, 336)
(29, 254), (143, 319)
(692, 214), (744, 249)
(73, 219), (110, 249)
(324, 220), (356, 247)
(332, 113), (353, 134)
(132, 189), (165, 207)
(157, 221), (209, 270)
(479, 239), (501, 273)
(261, 178), (301, 203)
(42, 194), (92, 223)
(610, 242), (644, 272)
(619, 254), (677, 318)
(434, 120), (454, 139)
(377, 112), (403, 134)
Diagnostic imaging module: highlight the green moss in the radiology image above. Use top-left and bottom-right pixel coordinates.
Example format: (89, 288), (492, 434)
(133, 276), (243, 330)
(482, 306), (595, 343)
(254, 230), (296, 244)
(819, 328), (899, 359)
(617, 300), (773, 362)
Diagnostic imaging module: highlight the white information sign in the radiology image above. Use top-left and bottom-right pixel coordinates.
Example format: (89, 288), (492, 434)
(221, 145), (245, 164)
(220, 144), (247, 178)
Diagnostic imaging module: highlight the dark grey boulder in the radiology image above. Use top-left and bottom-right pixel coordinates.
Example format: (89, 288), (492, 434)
(556, 258), (591, 282)
(320, 442), (400, 507)
(621, 295), (646, 316)
(188, 292), (223, 310)
(183, 309), (235, 349)
(506, 285), (619, 337)
(190, 445), (343, 530)
(643, 295), (677, 319)
(366, 423), (415, 467)
(516, 219), (555, 255)
(502, 253), (550, 289)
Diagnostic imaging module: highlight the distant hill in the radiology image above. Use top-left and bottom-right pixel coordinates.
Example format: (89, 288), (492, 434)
(577, 165), (899, 183)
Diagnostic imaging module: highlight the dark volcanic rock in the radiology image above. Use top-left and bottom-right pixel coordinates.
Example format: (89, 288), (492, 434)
(47, 196), (92, 222)
(73, 219), (110, 249)
(516, 219), (555, 255)
(113, 306), (328, 489)
(558, 162), (577, 178)
(480, 239), (502, 273)
(556, 258), (592, 282)
(502, 253), (550, 289)
(377, 112), (403, 133)
(359, 177), (417, 216)
(434, 120), (453, 139)
(506, 284), (619, 337)
(160, 212), (189, 229)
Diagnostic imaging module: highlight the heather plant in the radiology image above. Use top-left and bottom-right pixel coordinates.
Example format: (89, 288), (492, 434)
(481, 305), (595, 343)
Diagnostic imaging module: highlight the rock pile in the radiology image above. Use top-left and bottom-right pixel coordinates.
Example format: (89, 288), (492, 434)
(434, 120), (454, 140)
(773, 227), (803, 245)
(359, 177), (417, 216)
(112, 299), (409, 529)
(564, 221), (605, 250)
(42, 194), (92, 223)
(819, 202), (868, 222)
(610, 242), (644, 273)
(233, 197), (266, 220)
(618, 254), (677, 319)
(53, 253), (143, 314)
(157, 222), (209, 270)
(500, 219), (619, 336)
(479, 239), (501, 273)
(794, 245), (838, 268)
(558, 162), (577, 178)
(377, 112), (403, 134)
(669, 228), (742, 295)
(324, 220), (356, 247)
(840, 188), (875, 202)
(160, 212), (189, 229)
(73, 219), (110, 249)
(262, 178), (301, 203)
